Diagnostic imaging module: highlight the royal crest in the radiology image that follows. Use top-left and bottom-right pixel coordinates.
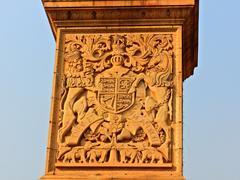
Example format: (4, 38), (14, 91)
(57, 33), (174, 167)
(98, 77), (135, 113)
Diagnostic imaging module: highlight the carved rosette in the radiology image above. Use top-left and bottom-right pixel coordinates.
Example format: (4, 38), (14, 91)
(56, 33), (174, 167)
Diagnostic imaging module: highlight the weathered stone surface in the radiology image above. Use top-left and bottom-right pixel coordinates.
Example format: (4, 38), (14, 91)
(41, 1), (199, 180)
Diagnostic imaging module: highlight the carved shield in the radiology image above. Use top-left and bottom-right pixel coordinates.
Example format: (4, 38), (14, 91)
(98, 77), (135, 113)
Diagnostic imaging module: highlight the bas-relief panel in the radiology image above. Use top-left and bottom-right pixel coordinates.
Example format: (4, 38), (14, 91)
(56, 32), (175, 167)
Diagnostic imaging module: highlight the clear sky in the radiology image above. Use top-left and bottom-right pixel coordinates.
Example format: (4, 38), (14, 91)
(0, 0), (239, 180)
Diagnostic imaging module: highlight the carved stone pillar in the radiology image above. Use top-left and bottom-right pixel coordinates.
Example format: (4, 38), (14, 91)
(41, 1), (199, 179)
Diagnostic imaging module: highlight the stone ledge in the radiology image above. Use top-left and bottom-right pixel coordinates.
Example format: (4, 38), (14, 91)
(42, 0), (195, 7)
(40, 175), (186, 180)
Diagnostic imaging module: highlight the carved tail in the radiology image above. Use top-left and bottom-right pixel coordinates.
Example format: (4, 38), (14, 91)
(155, 52), (172, 86)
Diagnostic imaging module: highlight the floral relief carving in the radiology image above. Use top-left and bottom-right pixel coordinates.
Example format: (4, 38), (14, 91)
(57, 33), (174, 167)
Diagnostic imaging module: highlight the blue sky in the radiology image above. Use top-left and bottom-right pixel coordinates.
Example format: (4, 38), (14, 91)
(0, 0), (239, 180)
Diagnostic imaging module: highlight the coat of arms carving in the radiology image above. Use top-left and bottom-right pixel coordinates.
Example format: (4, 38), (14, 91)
(97, 77), (135, 113)
(56, 33), (174, 167)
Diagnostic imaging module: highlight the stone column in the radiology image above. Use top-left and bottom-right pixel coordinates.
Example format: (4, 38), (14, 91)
(41, 1), (199, 179)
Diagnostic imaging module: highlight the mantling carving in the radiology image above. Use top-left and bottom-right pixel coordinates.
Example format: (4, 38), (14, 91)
(57, 33), (174, 167)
